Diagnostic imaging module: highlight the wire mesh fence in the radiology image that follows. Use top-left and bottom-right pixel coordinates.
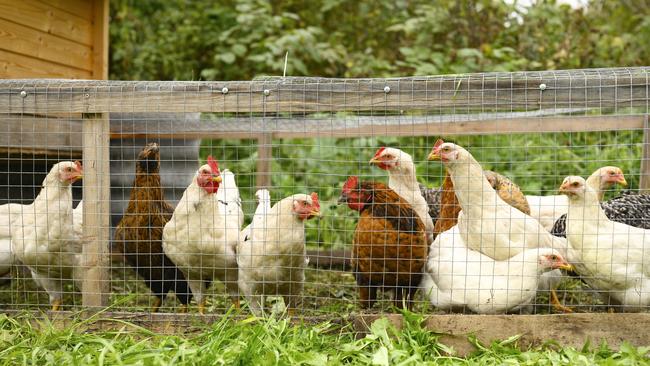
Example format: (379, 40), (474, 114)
(1, 67), (649, 317)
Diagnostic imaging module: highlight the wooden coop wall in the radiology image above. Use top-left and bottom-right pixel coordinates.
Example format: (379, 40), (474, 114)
(0, 0), (109, 79)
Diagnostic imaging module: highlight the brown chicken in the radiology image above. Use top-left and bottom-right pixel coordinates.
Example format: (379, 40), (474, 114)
(339, 176), (427, 310)
(113, 143), (192, 311)
(433, 170), (530, 237)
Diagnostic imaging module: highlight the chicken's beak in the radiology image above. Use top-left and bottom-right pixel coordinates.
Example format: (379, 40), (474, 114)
(212, 175), (222, 183)
(369, 157), (380, 165)
(617, 175), (628, 186)
(309, 209), (321, 217)
(427, 149), (441, 161)
(558, 183), (570, 194)
(557, 263), (575, 272)
(337, 195), (347, 204)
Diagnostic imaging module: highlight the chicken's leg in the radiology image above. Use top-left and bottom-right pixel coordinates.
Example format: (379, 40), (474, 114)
(32, 271), (64, 312)
(197, 299), (207, 315)
(151, 297), (163, 313)
(51, 298), (62, 311)
(550, 289), (573, 313)
(187, 279), (206, 314)
(358, 285), (378, 309)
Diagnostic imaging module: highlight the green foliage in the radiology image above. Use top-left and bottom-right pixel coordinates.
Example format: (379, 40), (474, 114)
(110, 0), (650, 80)
(0, 313), (647, 365)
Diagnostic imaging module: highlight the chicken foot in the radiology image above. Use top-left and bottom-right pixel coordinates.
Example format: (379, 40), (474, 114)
(550, 289), (573, 313)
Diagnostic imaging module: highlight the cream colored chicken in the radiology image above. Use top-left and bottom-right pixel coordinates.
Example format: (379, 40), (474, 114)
(428, 140), (568, 259)
(237, 192), (320, 316)
(10, 161), (84, 310)
(559, 176), (650, 310)
(370, 147), (435, 244)
(163, 157), (243, 314)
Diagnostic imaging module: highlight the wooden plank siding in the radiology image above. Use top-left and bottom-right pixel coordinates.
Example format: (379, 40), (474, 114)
(0, 18), (92, 70)
(0, 0), (108, 80)
(0, 0), (93, 45)
(39, 0), (93, 20)
(0, 49), (92, 79)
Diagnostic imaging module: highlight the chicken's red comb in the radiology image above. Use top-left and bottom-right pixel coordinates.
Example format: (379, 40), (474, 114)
(373, 147), (386, 158)
(207, 155), (220, 174)
(74, 160), (83, 172)
(433, 139), (445, 153)
(310, 192), (320, 208)
(342, 176), (359, 193)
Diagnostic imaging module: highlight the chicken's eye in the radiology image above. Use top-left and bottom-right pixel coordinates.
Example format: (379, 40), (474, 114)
(302, 201), (308, 206)
(572, 182), (579, 187)
(550, 255), (558, 260)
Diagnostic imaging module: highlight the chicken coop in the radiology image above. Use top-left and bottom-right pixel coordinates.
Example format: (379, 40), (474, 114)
(1, 67), (650, 350)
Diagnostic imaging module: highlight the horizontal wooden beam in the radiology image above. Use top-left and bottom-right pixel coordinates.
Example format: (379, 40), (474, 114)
(7, 311), (650, 357)
(0, 67), (648, 113)
(1, 114), (645, 154)
(1, 116), (83, 150)
(110, 115), (646, 139)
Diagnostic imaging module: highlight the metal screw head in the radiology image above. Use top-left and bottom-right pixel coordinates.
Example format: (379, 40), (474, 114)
(539, 83), (547, 91)
(19, 90), (27, 98)
(383, 86), (391, 93)
(263, 89), (270, 96)
(221, 87), (229, 94)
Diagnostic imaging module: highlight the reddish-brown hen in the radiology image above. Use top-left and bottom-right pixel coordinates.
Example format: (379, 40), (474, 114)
(339, 177), (427, 310)
(113, 143), (192, 311)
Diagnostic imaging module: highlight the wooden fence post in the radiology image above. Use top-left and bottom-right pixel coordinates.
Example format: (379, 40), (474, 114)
(256, 133), (273, 190)
(82, 113), (110, 308)
(640, 115), (650, 193)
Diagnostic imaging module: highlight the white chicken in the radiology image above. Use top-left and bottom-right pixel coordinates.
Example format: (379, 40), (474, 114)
(237, 192), (320, 316)
(428, 140), (568, 260)
(370, 147), (435, 244)
(559, 176), (650, 310)
(162, 157), (243, 314)
(10, 161), (84, 310)
(527, 166), (627, 230)
(421, 224), (573, 314)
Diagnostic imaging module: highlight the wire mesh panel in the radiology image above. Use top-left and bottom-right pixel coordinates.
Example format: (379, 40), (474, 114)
(0, 67), (649, 317)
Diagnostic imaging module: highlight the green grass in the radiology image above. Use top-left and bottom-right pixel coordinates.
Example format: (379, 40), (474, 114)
(0, 312), (647, 365)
